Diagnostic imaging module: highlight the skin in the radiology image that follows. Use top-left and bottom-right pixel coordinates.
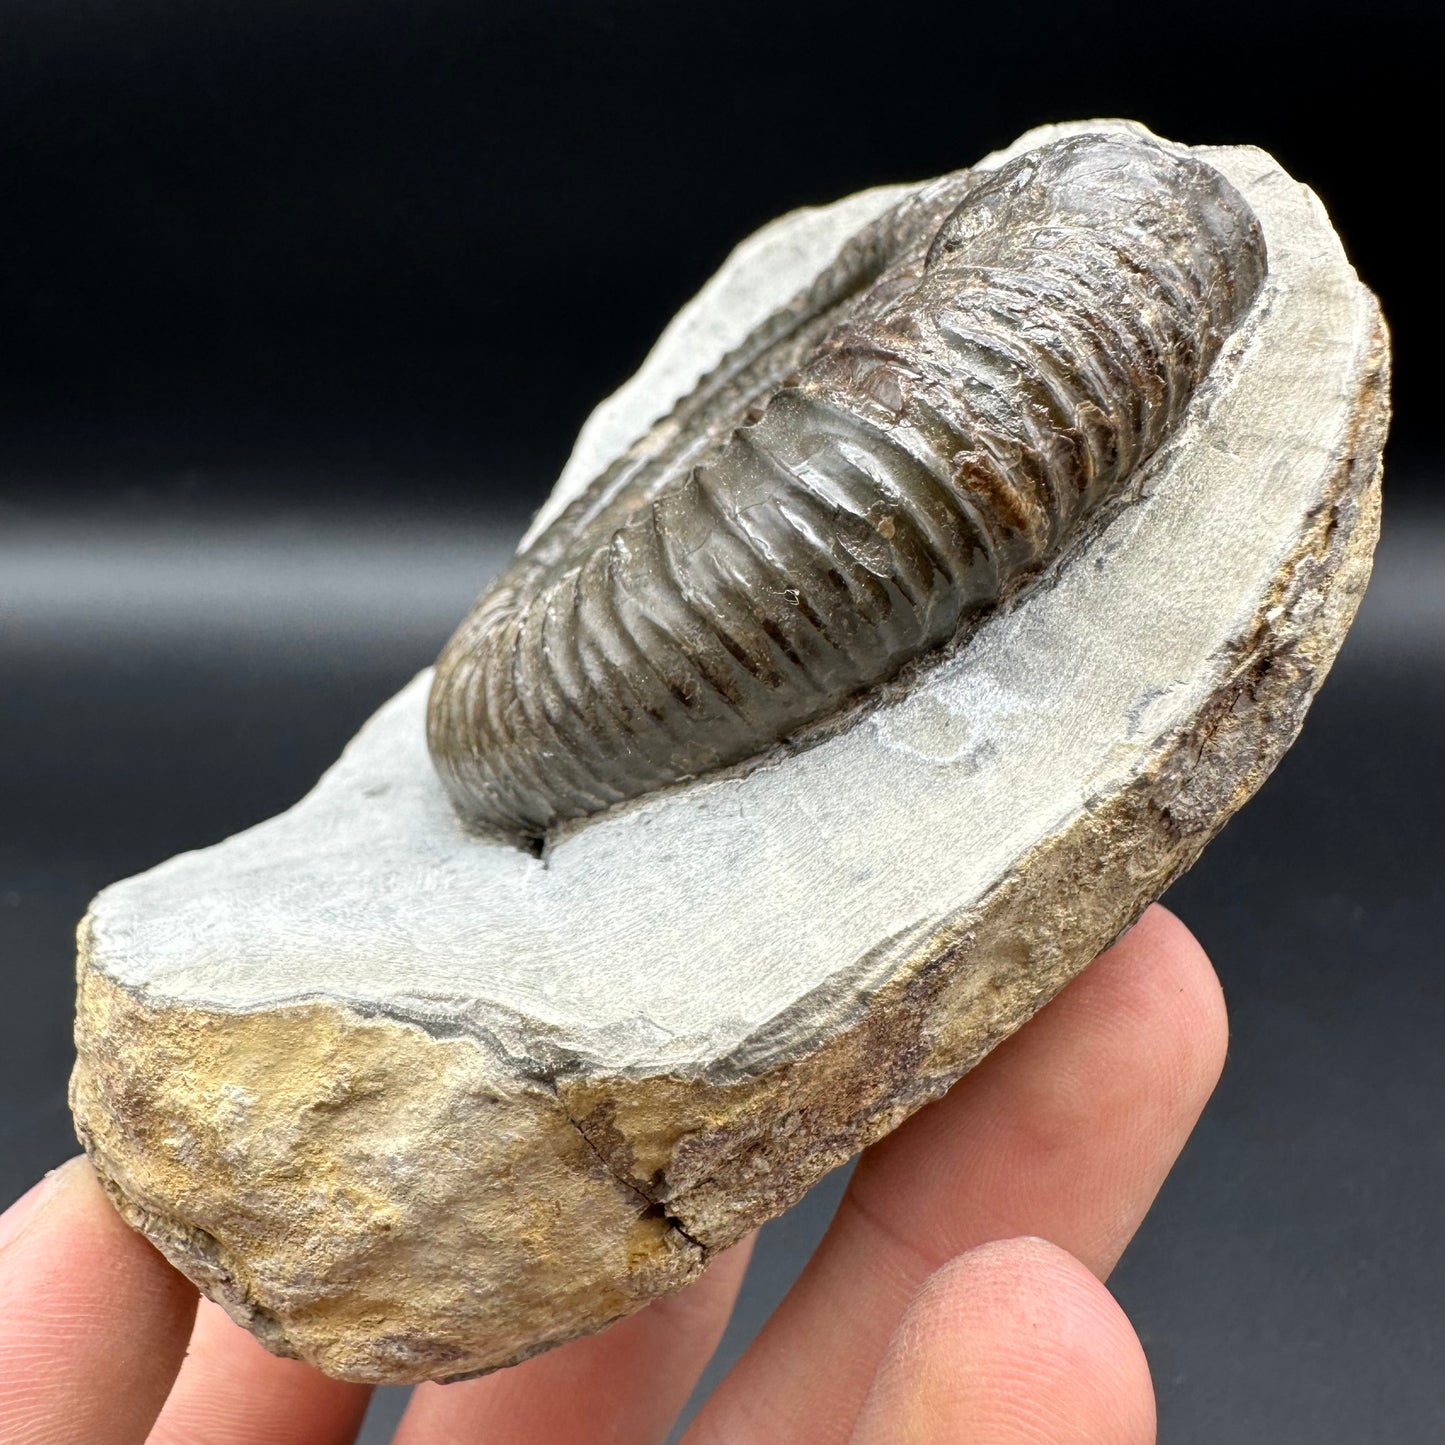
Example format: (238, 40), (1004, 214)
(0, 905), (1225, 1444)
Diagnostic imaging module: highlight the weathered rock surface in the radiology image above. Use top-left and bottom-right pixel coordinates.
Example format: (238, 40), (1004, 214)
(71, 121), (1388, 1383)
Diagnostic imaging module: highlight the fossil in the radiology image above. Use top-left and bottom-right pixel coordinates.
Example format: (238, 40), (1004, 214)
(429, 134), (1267, 840)
(70, 122), (1388, 1384)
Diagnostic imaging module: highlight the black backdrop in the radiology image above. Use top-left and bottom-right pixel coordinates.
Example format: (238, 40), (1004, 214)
(0, 0), (1436, 488)
(2, 5), (1441, 1443)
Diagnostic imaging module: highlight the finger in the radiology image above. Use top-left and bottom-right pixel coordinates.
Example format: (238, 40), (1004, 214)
(848, 1236), (1155, 1445)
(394, 1235), (754, 1445)
(0, 1156), (198, 1445)
(145, 1297), (371, 1445)
(687, 903), (1225, 1445)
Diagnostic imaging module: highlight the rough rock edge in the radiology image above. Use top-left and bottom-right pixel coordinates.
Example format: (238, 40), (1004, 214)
(72, 1061), (708, 1382)
(71, 979), (708, 1383)
(557, 302), (1390, 1244)
(71, 306), (1387, 1380)
(74, 1123), (303, 1357)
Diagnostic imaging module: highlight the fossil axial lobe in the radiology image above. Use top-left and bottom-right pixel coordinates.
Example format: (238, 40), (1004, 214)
(428, 134), (1267, 839)
(69, 126), (1386, 1385)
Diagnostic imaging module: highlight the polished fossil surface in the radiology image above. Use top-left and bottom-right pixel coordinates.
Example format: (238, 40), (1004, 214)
(429, 133), (1267, 840)
(71, 121), (1388, 1383)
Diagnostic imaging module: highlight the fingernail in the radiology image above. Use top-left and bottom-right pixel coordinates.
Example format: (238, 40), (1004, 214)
(0, 1156), (85, 1255)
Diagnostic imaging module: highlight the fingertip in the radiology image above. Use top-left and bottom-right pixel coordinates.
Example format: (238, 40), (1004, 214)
(0, 1155), (197, 1444)
(146, 1296), (372, 1445)
(38, 1155), (197, 1322)
(1101, 904), (1230, 1105)
(949, 904), (1228, 1251)
(850, 1236), (1155, 1445)
(0, 1171), (58, 1254)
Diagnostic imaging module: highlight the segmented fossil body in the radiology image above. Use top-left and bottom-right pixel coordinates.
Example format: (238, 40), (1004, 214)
(428, 134), (1267, 840)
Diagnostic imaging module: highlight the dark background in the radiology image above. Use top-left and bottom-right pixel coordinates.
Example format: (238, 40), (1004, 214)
(1, 3), (1439, 1442)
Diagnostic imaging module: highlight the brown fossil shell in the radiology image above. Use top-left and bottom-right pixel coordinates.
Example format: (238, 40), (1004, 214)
(428, 133), (1267, 840)
(70, 124), (1387, 1387)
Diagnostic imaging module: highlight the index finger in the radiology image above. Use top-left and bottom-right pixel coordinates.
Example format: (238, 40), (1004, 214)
(0, 1155), (197, 1445)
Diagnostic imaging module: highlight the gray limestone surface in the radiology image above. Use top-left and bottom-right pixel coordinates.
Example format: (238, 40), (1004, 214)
(69, 121), (1389, 1383)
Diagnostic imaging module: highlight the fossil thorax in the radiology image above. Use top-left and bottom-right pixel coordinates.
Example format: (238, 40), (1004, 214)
(428, 134), (1266, 841)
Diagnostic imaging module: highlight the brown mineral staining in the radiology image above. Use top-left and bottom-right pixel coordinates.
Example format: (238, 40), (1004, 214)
(72, 966), (703, 1382)
(69, 124), (1388, 1384)
(428, 134), (1267, 840)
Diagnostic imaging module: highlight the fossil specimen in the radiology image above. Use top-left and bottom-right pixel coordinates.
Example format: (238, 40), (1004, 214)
(70, 122), (1388, 1384)
(429, 134), (1268, 839)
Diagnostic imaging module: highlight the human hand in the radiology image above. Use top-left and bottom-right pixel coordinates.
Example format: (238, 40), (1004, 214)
(0, 904), (1225, 1445)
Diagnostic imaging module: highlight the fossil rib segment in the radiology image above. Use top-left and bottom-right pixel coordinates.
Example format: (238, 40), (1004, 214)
(429, 134), (1267, 839)
(70, 123), (1388, 1384)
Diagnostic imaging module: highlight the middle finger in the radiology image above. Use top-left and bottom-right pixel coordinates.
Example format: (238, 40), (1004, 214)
(684, 904), (1226, 1445)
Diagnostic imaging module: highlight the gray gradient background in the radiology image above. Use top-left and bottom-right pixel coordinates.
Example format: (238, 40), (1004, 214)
(3, 485), (1440, 1443)
(1, 1), (1441, 1440)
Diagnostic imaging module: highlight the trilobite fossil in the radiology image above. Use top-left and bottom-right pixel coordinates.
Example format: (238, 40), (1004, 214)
(428, 133), (1268, 840)
(71, 123), (1388, 1387)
